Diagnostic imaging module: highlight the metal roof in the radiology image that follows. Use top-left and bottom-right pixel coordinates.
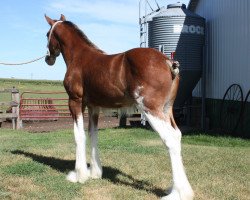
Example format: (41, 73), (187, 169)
(153, 4), (203, 18)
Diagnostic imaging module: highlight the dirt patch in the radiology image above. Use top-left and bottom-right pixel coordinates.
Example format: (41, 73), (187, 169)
(0, 115), (146, 133)
(0, 116), (120, 133)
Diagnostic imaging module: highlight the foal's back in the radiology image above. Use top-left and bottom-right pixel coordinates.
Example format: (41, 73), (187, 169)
(82, 48), (174, 109)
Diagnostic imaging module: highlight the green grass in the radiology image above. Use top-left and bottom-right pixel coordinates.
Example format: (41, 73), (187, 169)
(183, 133), (250, 147)
(3, 161), (46, 176)
(0, 128), (249, 200)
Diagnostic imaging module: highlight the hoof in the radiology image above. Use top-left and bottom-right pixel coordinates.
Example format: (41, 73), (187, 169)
(66, 171), (78, 183)
(66, 170), (90, 183)
(161, 187), (194, 200)
(90, 167), (102, 179)
(161, 189), (180, 200)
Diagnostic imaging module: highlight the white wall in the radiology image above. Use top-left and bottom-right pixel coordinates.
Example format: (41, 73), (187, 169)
(193, 0), (250, 101)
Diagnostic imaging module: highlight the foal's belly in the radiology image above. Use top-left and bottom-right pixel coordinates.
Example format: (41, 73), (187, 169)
(85, 89), (134, 108)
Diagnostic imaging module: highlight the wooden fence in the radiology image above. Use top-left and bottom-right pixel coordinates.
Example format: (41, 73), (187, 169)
(0, 87), (22, 129)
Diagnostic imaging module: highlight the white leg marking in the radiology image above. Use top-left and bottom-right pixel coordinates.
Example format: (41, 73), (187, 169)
(66, 113), (90, 183)
(89, 108), (102, 179)
(144, 112), (194, 200)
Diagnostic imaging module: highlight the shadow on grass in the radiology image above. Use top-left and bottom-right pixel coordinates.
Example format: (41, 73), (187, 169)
(11, 150), (166, 197)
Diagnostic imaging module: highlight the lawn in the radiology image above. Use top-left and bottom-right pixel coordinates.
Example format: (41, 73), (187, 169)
(0, 128), (249, 200)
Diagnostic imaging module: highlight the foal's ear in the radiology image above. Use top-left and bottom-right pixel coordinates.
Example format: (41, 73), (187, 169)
(60, 14), (66, 21)
(45, 14), (55, 26)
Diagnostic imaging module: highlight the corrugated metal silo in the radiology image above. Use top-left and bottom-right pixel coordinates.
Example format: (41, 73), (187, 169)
(148, 3), (205, 107)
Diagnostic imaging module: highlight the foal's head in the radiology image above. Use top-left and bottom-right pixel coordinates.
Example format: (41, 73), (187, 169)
(45, 14), (66, 65)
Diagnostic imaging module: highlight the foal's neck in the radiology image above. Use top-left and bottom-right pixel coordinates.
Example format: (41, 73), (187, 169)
(58, 23), (104, 66)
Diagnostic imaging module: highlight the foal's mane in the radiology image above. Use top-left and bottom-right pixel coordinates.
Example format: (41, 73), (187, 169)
(64, 21), (104, 53)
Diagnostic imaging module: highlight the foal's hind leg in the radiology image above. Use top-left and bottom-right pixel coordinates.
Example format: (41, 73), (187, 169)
(88, 106), (102, 179)
(142, 109), (194, 200)
(67, 100), (89, 183)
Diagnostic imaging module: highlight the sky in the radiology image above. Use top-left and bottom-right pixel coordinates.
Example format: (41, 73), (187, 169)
(0, 0), (189, 80)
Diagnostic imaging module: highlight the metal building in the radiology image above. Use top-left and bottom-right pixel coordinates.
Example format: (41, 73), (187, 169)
(189, 0), (250, 137)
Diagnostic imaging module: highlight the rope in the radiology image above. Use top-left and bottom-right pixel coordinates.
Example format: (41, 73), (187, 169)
(0, 54), (47, 66)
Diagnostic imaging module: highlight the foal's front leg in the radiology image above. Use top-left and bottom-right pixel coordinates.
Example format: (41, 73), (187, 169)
(67, 100), (89, 183)
(88, 106), (102, 179)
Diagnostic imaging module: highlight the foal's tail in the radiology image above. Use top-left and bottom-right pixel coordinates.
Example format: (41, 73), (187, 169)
(166, 59), (180, 78)
(164, 59), (180, 129)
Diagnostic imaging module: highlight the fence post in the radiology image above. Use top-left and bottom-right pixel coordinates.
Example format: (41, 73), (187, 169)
(11, 87), (22, 129)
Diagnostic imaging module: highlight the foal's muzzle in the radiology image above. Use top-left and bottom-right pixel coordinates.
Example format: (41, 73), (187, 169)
(45, 55), (56, 66)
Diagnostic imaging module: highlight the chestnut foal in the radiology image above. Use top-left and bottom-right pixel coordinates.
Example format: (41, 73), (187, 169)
(45, 14), (193, 200)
